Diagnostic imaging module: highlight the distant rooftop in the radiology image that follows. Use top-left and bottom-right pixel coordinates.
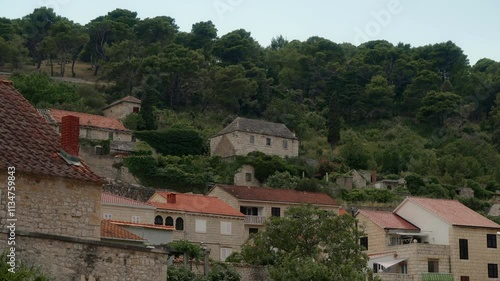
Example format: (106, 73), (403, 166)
(102, 192), (154, 209)
(102, 95), (141, 110)
(214, 117), (297, 139)
(101, 220), (145, 241)
(357, 209), (419, 230)
(38, 108), (129, 131)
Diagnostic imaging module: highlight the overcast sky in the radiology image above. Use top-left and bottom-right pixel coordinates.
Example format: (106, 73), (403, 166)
(1, 0), (498, 64)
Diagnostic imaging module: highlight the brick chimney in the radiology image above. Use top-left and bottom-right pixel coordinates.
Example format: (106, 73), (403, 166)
(167, 193), (177, 204)
(61, 115), (80, 157)
(371, 169), (377, 183)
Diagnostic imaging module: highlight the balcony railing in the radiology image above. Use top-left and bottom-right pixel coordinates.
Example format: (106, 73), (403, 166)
(244, 215), (266, 225)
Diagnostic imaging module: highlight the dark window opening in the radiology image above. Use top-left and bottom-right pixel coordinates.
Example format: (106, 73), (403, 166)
(428, 259), (439, 272)
(245, 173), (252, 182)
(165, 216), (174, 226)
(266, 138), (271, 146)
(108, 132), (114, 140)
(459, 239), (468, 260)
(271, 207), (281, 217)
(249, 228), (259, 234)
(154, 215), (163, 225)
(133, 107), (140, 113)
(240, 206), (258, 216)
(360, 237), (368, 250)
(460, 277), (469, 281)
(488, 264), (498, 278)
(487, 234), (497, 248)
(175, 217), (184, 230)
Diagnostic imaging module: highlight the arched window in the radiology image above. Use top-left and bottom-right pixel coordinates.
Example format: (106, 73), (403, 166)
(165, 216), (174, 227)
(154, 215), (163, 225)
(175, 217), (184, 231)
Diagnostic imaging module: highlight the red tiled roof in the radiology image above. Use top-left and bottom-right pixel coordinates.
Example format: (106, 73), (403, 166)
(101, 220), (145, 241)
(102, 95), (141, 109)
(49, 109), (128, 131)
(358, 209), (419, 230)
(398, 197), (500, 229)
(109, 220), (174, 231)
(216, 185), (338, 205)
(0, 80), (102, 183)
(101, 192), (154, 208)
(148, 192), (244, 217)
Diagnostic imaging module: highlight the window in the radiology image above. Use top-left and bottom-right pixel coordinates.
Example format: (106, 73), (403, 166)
(271, 207), (281, 217)
(131, 135), (137, 142)
(175, 217), (184, 231)
(220, 248), (232, 261)
(86, 129), (91, 138)
(459, 239), (469, 260)
(131, 216), (140, 223)
(166, 216), (174, 227)
(108, 132), (114, 140)
(360, 237), (368, 250)
(195, 219), (207, 233)
(133, 106), (140, 113)
(240, 206), (258, 216)
(488, 264), (499, 278)
(282, 140), (288, 149)
(103, 213), (112, 220)
(249, 135), (255, 144)
(487, 234), (497, 248)
(249, 228), (259, 235)
(428, 259), (439, 272)
(220, 221), (232, 235)
(266, 137), (271, 146)
(373, 263), (382, 273)
(460, 277), (470, 281)
(245, 173), (252, 182)
(154, 215), (163, 225)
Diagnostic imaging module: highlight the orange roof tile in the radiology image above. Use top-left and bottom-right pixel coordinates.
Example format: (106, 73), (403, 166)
(101, 220), (145, 241)
(216, 184), (338, 206)
(358, 209), (419, 230)
(49, 109), (128, 131)
(109, 220), (174, 231)
(101, 192), (154, 208)
(102, 95), (141, 110)
(397, 197), (500, 229)
(148, 192), (244, 217)
(0, 80), (102, 183)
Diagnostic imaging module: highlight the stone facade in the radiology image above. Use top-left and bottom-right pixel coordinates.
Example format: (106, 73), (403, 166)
(449, 226), (500, 280)
(80, 126), (133, 142)
(356, 212), (389, 255)
(155, 210), (245, 261)
(0, 233), (167, 281)
(103, 100), (141, 120)
(0, 172), (101, 240)
(210, 131), (299, 158)
(80, 146), (138, 184)
(233, 165), (261, 187)
(101, 204), (155, 224)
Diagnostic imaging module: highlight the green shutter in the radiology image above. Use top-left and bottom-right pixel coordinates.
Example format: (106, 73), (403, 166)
(421, 273), (454, 281)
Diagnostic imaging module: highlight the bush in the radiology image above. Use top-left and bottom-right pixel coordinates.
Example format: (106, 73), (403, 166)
(0, 252), (53, 281)
(134, 128), (207, 156)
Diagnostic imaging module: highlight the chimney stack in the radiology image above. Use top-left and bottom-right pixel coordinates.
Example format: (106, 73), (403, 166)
(167, 193), (177, 204)
(371, 169), (377, 183)
(61, 115), (80, 157)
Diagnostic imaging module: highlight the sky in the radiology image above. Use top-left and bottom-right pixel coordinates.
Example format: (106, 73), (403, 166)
(1, 0), (499, 64)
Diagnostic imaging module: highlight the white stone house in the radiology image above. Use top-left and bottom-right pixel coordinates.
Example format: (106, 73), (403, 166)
(102, 95), (141, 120)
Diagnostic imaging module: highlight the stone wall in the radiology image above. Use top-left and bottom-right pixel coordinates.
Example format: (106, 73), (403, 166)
(101, 204), (156, 224)
(103, 102), (140, 120)
(210, 131), (299, 158)
(234, 165), (261, 187)
(356, 212), (389, 255)
(0, 231), (167, 281)
(0, 172), (101, 240)
(79, 146), (139, 184)
(80, 126), (132, 142)
(449, 226), (500, 280)
(102, 180), (157, 202)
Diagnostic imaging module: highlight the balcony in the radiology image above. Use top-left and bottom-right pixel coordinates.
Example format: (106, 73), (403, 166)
(244, 215), (266, 225)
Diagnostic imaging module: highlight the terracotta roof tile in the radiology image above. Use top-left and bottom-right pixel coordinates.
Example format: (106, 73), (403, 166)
(217, 184), (338, 206)
(399, 197), (500, 229)
(148, 192), (244, 217)
(101, 192), (154, 208)
(101, 220), (145, 241)
(358, 209), (419, 230)
(48, 109), (129, 131)
(214, 117), (297, 139)
(109, 220), (174, 231)
(0, 80), (102, 183)
(102, 95), (141, 110)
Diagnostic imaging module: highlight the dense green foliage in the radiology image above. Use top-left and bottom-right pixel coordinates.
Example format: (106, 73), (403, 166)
(0, 252), (53, 281)
(133, 127), (206, 156)
(241, 205), (368, 281)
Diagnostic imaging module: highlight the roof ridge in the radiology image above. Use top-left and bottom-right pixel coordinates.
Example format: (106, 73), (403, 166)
(102, 192), (150, 205)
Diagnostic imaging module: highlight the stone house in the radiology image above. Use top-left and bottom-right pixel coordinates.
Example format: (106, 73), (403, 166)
(233, 164), (261, 186)
(38, 108), (133, 142)
(210, 117), (299, 158)
(207, 184), (340, 238)
(148, 192), (245, 261)
(356, 197), (500, 281)
(102, 95), (141, 120)
(102, 192), (174, 245)
(0, 80), (167, 280)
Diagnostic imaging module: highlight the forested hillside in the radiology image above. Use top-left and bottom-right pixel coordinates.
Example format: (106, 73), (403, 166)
(1, 8), (500, 213)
